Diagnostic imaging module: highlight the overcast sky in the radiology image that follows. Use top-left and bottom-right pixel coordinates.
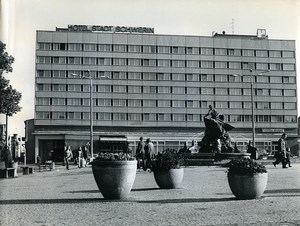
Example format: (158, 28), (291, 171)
(0, 0), (299, 136)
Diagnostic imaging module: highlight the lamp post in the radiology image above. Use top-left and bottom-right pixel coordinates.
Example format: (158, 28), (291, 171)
(71, 70), (109, 160)
(232, 69), (269, 147)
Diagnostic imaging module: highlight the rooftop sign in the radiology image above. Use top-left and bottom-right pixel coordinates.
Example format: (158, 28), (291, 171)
(66, 25), (154, 34)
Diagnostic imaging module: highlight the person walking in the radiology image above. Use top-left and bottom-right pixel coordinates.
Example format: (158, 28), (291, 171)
(273, 133), (288, 168)
(285, 147), (292, 168)
(65, 146), (73, 170)
(77, 147), (83, 168)
(136, 137), (145, 171)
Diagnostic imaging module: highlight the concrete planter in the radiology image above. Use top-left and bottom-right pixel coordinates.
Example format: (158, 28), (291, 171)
(228, 173), (268, 199)
(153, 168), (184, 189)
(92, 160), (137, 199)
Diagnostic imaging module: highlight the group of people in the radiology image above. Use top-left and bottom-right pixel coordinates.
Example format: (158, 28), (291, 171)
(65, 144), (91, 170)
(135, 137), (158, 171)
(273, 133), (292, 168)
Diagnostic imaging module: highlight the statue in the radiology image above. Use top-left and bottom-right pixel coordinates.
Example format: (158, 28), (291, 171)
(199, 106), (235, 153)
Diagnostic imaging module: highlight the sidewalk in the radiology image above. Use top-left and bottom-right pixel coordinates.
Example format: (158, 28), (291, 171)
(1, 162), (300, 226)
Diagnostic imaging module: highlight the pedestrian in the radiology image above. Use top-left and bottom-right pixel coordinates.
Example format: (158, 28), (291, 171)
(273, 133), (288, 168)
(286, 147), (292, 168)
(136, 137), (145, 171)
(77, 147), (83, 168)
(65, 146), (73, 170)
(143, 138), (155, 171)
(178, 141), (189, 154)
(36, 155), (41, 172)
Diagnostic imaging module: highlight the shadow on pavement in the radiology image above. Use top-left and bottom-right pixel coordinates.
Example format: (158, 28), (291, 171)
(265, 188), (300, 194)
(131, 188), (161, 192)
(137, 197), (236, 204)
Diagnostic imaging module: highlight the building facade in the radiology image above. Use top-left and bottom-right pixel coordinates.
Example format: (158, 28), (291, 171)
(27, 26), (298, 163)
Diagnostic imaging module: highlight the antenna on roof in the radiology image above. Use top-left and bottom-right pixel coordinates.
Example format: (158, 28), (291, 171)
(231, 18), (235, 34)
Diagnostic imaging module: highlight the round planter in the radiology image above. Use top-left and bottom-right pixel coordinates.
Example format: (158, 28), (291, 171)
(92, 160), (137, 199)
(153, 168), (184, 189)
(228, 173), (268, 200)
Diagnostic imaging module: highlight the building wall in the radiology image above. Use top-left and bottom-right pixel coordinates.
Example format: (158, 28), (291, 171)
(31, 28), (298, 160)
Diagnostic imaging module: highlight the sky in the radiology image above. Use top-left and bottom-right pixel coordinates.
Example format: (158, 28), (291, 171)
(0, 0), (299, 137)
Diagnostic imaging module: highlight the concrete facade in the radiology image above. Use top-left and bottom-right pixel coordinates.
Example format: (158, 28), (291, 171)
(27, 26), (298, 163)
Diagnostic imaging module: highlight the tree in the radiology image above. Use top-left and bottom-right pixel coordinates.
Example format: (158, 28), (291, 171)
(0, 41), (21, 149)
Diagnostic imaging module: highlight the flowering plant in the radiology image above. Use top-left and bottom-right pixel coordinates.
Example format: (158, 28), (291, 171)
(151, 149), (186, 171)
(227, 158), (267, 176)
(95, 152), (135, 161)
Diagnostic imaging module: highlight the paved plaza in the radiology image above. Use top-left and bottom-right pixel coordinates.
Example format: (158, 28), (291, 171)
(0, 161), (300, 226)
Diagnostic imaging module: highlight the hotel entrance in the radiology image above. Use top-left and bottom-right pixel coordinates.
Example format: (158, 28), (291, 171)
(38, 139), (65, 163)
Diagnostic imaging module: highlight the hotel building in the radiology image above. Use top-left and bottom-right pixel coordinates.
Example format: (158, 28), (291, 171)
(25, 26), (298, 163)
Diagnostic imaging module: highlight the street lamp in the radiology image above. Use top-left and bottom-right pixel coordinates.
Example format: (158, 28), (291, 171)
(231, 69), (270, 147)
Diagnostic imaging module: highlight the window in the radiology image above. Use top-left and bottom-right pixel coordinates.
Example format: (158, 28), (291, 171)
(128, 45), (141, 52)
(157, 73), (171, 80)
(256, 76), (269, 83)
(68, 57), (81, 64)
(113, 58), (126, 66)
(172, 46), (185, 54)
(186, 87), (199, 94)
(283, 76), (296, 84)
(158, 86), (171, 94)
(215, 88), (228, 95)
(113, 85), (126, 93)
(98, 58), (112, 65)
(83, 44), (97, 51)
(215, 74), (227, 82)
(256, 63), (268, 70)
(187, 114), (200, 122)
(157, 59), (171, 67)
(113, 44), (127, 52)
(52, 112), (66, 119)
(215, 101), (228, 108)
(37, 70), (51, 77)
(201, 101), (214, 108)
(201, 87), (214, 95)
(230, 102), (242, 108)
(67, 98), (81, 106)
(128, 113), (142, 121)
(214, 48), (227, 55)
(98, 85), (111, 92)
(158, 100), (171, 107)
(229, 88), (242, 95)
(270, 76), (282, 83)
(82, 99), (90, 106)
(228, 75), (242, 82)
(128, 58), (141, 66)
(172, 60), (185, 67)
(243, 102), (252, 109)
(256, 89), (269, 96)
(186, 100), (198, 108)
(257, 102), (270, 109)
(271, 115), (283, 122)
(143, 100), (156, 107)
(52, 70), (66, 78)
(282, 51), (294, 58)
(97, 71), (110, 79)
(270, 89), (282, 96)
(229, 115), (243, 122)
(112, 72), (126, 79)
(173, 114), (185, 121)
(201, 74), (213, 81)
(143, 73), (156, 80)
(228, 62), (241, 69)
(52, 98), (65, 105)
(256, 50), (268, 57)
(98, 113), (111, 120)
(128, 86), (141, 93)
(257, 115), (269, 122)
(36, 97), (50, 105)
(37, 56), (51, 64)
(113, 99), (126, 106)
(68, 43), (82, 51)
(97, 99), (111, 106)
(186, 60), (199, 68)
(143, 86), (156, 93)
(242, 49), (255, 57)
(36, 112), (51, 119)
(53, 43), (66, 51)
(228, 49), (241, 56)
(68, 84), (81, 92)
(172, 87), (185, 94)
(172, 73), (185, 81)
(271, 102), (283, 109)
(284, 115), (297, 123)
(215, 62), (227, 69)
(186, 74), (199, 81)
(113, 113), (127, 120)
(200, 48), (213, 55)
(143, 59), (156, 66)
(37, 43), (52, 50)
(186, 47), (199, 54)
(143, 46), (156, 53)
(52, 84), (66, 91)
(269, 51), (281, 58)
(201, 61), (213, 68)
(284, 89), (296, 96)
(157, 46), (170, 54)
(67, 112), (81, 120)
(284, 102), (296, 109)
(128, 72), (141, 80)
(143, 113), (156, 121)
(172, 100), (185, 108)
(98, 44), (112, 52)
(282, 64), (295, 71)
(128, 99), (141, 107)
(157, 113), (171, 121)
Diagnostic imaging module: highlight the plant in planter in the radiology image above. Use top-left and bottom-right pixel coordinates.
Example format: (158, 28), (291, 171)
(227, 158), (268, 200)
(91, 152), (137, 199)
(150, 149), (186, 189)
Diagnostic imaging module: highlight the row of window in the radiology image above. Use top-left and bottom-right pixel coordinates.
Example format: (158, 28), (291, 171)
(36, 56), (295, 71)
(36, 97), (297, 110)
(36, 84), (296, 97)
(36, 111), (297, 123)
(37, 42), (295, 58)
(37, 70), (296, 84)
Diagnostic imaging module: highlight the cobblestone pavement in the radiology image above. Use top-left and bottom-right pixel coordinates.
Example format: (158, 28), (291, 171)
(0, 162), (300, 226)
